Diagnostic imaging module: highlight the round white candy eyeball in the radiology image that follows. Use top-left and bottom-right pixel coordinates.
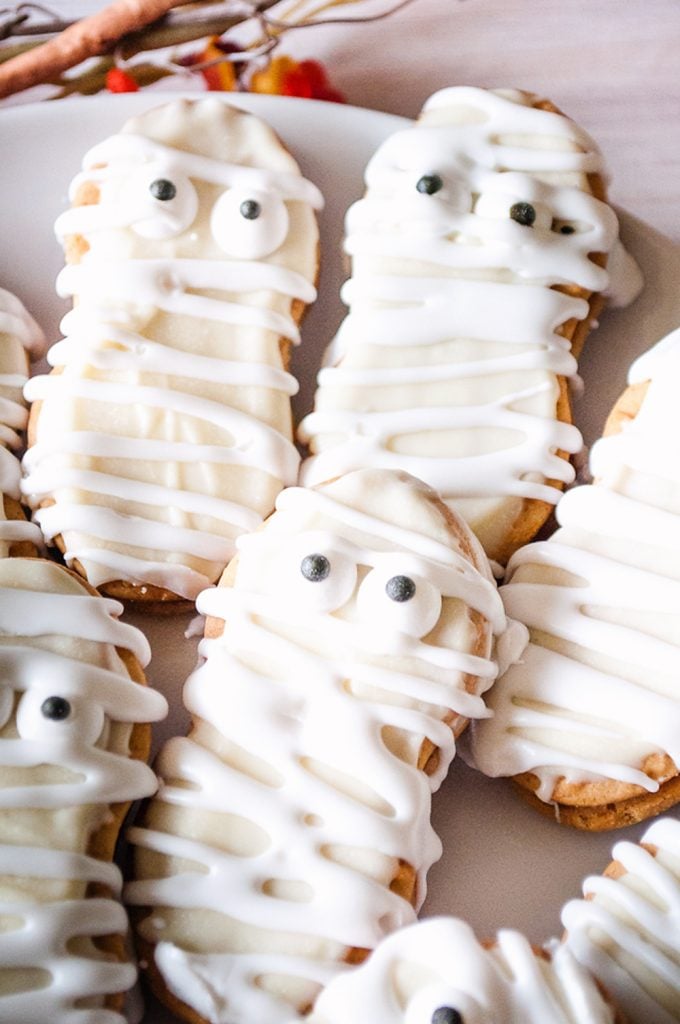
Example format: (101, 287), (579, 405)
(357, 565), (442, 638)
(210, 188), (290, 259)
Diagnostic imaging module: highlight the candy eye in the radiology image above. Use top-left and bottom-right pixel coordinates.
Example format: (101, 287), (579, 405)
(385, 575), (416, 602)
(149, 178), (177, 202)
(41, 696), (72, 721)
(416, 173), (444, 195)
(272, 533), (357, 614)
(551, 217), (577, 235)
(16, 690), (105, 745)
(239, 199), (261, 220)
(210, 188), (289, 259)
(300, 554), (331, 583)
(509, 201), (536, 226)
(432, 1010), (464, 1024)
(295, 549), (357, 613)
(357, 567), (442, 638)
(130, 167), (198, 239)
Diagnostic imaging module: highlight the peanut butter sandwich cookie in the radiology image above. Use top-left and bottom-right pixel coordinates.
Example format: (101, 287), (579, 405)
(23, 98), (322, 608)
(0, 287), (45, 556)
(0, 556), (167, 1021)
(299, 86), (639, 565)
(126, 468), (512, 1024)
(471, 327), (680, 829)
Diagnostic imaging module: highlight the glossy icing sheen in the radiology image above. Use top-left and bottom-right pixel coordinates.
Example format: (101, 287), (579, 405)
(126, 469), (507, 1024)
(0, 287), (45, 553)
(299, 86), (630, 559)
(563, 817), (680, 1024)
(308, 916), (615, 1024)
(0, 557), (167, 1022)
(471, 326), (680, 800)
(23, 98), (321, 599)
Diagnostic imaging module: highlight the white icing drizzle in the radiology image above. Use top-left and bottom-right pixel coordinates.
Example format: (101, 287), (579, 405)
(299, 86), (626, 555)
(307, 916), (616, 1024)
(0, 557), (167, 1022)
(470, 326), (680, 801)
(563, 817), (680, 1024)
(125, 472), (506, 1023)
(22, 100), (320, 599)
(0, 288), (45, 551)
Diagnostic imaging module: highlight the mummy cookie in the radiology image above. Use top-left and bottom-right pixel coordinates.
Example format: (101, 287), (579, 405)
(470, 326), (680, 829)
(298, 86), (635, 564)
(23, 97), (322, 606)
(307, 916), (623, 1024)
(0, 556), (167, 1022)
(562, 817), (680, 1024)
(0, 287), (45, 555)
(125, 468), (510, 1024)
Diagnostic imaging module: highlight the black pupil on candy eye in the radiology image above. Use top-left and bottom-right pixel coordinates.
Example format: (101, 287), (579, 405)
(300, 554), (331, 583)
(41, 696), (72, 721)
(560, 224), (575, 234)
(385, 575), (416, 602)
(149, 178), (177, 202)
(416, 173), (443, 195)
(509, 201), (536, 226)
(240, 199), (262, 220)
(431, 1008), (463, 1024)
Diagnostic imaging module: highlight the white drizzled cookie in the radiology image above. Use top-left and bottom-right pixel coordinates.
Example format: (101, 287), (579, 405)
(0, 556), (167, 1022)
(125, 468), (510, 1024)
(0, 286), (45, 554)
(307, 916), (621, 1024)
(562, 817), (680, 1024)
(470, 327), (680, 829)
(23, 97), (322, 605)
(299, 86), (635, 564)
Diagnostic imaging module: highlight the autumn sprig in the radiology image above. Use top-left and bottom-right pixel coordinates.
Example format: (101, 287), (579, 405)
(0, 0), (416, 101)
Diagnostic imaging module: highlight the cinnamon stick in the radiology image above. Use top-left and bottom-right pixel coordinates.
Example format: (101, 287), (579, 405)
(0, 0), (183, 99)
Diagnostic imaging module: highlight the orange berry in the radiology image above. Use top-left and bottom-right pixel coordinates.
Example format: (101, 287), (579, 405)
(105, 67), (139, 93)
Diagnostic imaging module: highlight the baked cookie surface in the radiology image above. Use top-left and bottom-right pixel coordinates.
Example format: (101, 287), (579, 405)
(23, 97), (321, 605)
(0, 556), (167, 1021)
(299, 86), (627, 564)
(471, 326), (680, 828)
(126, 468), (509, 1024)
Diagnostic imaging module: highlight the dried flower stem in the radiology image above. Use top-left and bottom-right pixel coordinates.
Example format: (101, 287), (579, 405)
(0, 0), (418, 99)
(0, 0), (281, 98)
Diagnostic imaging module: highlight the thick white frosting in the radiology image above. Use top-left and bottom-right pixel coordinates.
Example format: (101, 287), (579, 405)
(0, 557), (166, 1021)
(0, 286), (45, 553)
(23, 98), (321, 599)
(471, 326), (680, 802)
(298, 86), (633, 559)
(563, 817), (680, 1024)
(126, 469), (507, 1023)
(307, 916), (616, 1024)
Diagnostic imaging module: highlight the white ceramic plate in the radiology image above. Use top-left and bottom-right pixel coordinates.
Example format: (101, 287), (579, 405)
(2, 92), (680, 1023)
